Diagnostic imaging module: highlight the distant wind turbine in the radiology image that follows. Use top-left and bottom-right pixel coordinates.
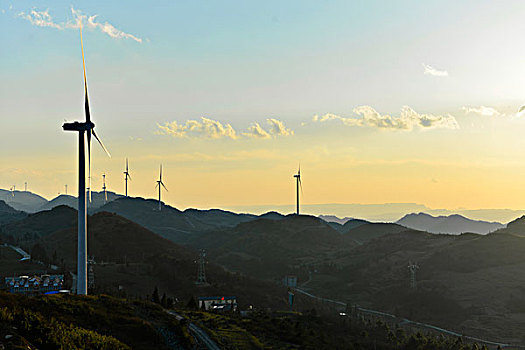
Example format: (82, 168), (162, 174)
(24, 182), (27, 192)
(62, 23), (110, 295)
(10, 185), (15, 197)
(65, 184), (68, 195)
(293, 165), (303, 215)
(102, 173), (107, 202)
(155, 164), (168, 211)
(124, 158), (131, 197)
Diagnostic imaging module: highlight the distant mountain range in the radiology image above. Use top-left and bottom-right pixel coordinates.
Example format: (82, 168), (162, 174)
(396, 212), (505, 235)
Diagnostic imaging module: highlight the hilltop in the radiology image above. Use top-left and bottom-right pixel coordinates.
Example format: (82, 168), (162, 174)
(397, 212), (504, 235)
(95, 197), (257, 243)
(0, 189), (47, 213)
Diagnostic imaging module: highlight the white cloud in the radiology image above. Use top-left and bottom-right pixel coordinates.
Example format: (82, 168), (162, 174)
(462, 105), (525, 119)
(243, 123), (271, 139)
(423, 64), (449, 77)
(17, 7), (142, 43)
(461, 106), (501, 117)
(158, 118), (294, 140)
(157, 117), (238, 139)
(312, 106), (459, 131)
(267, 118), (294, 137)
(18, 9), (62, 29)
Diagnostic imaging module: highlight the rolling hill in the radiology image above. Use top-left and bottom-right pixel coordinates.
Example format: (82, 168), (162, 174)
(0, 205), (76, 241)
(190, 214), (358, 280)
(5, 209), (288, 309)
(396, 212), (504, 235)
(0, 189), (47, 213)
(0, 200), (27, 226)
(95, 197), (257, 243)
(492, 215), (525, 237)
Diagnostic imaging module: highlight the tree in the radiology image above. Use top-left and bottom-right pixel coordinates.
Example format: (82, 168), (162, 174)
(187, 296), (197, 310)
(152, 286), (160, 304)
(161, 293), (167, 308)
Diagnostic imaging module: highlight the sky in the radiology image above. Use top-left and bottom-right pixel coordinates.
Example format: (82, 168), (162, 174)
(1, 0), (524, 214)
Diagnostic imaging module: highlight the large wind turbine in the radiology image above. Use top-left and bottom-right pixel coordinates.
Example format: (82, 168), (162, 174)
(62, 23), (110, 295)
(102, 173), (107, 202)
(293, 166), (302, 215)
(155, 165), (168, 211)
(123, 158), (131, 197)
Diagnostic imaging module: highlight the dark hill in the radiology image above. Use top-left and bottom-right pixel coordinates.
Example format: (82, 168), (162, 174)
(340, 219), (370, 233)
(344, 222), (408, 243)
(192, 215), (358, 279)
(0, 200), (27, 226)
(24, 211), (288, 309)
(96, 197), (257, 243)
(493, 215), (525, 237)
(42, 211), (194, 265)
(1, 205), (76, 241)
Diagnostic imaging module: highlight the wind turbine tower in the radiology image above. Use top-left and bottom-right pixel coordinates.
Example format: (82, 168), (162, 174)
(24, 182), (27, 192)
(123, 158), (131, 197)
(102, 173), (107, 202)
(293, 166), (302, 215)
(408, 261), (419, 290)
(65, 184), (68, 195)
(62, 23), (110, 295)
(155, 164), (168, 211)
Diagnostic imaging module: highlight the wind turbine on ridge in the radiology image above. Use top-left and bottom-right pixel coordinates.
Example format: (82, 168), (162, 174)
(102, 173), (107, 202)
(155, 164), (168, 211)
(62, 22), (110, 295)
(293, 165), (303, 215)
(123, 158), (131, 197)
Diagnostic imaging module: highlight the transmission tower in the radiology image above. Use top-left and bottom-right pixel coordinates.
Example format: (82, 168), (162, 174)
(87, 256), (95, 290)
(195, 249), (208, 285)
(408, 261), (419, 289)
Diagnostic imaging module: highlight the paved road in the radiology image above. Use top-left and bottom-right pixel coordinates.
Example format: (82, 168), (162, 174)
(6, 245), (30, 260)
(165, 310), (221, 350)
(293, 287), (514, 348)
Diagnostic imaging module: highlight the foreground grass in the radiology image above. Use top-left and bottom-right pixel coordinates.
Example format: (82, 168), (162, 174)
(0, 292), (192, 349)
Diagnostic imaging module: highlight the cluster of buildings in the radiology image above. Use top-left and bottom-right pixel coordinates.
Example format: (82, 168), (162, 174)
(4, 274), (65, 295)
(198, 296), (238, 311)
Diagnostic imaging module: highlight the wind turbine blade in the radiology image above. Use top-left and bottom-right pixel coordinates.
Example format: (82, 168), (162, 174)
(92, 129), (111, 157)
(161, 182), (168, 192)
(126, 158), (129, 172)
(155, 182), (159, 189)
(80, 22), (90, 123)
(160, 164), (162, 181)
(299, 177), (303, 196)
(520, 105), (525, 113)
(127, 173), (132, 181)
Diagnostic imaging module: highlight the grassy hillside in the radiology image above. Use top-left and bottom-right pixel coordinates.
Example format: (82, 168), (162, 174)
(0, 292), (192, 349)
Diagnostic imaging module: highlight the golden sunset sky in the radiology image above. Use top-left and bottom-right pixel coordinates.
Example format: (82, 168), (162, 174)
(1, 1), (524, 214)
